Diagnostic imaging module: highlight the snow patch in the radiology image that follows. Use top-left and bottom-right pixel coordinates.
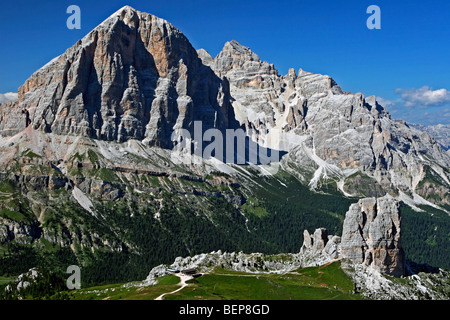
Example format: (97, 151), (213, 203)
(208, 157), (239, 175)
(302, 137), (343, 189)
(398, 191), (424, 212)
(72, 187), (96, 217)
(337, 180), (353, 197)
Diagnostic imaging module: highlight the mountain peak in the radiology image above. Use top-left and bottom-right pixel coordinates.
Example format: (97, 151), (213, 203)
(197, 48), (214, 67)
(220, 40), (256, 57)
(0, 6), (448, 212)
(116, 5), (136, 12)
(100, 5), (139, 25)
(95, 5), (173, 34)
(224, 40), (246, 50)
(108, 5), (142, 18)
(213, 40), (265, 75)
(7, 6), (233, 145)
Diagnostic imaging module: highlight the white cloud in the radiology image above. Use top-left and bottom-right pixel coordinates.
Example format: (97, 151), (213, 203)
(376, 96), (395, 108)
(395, 86), (450, 108)
(0, 92), (18, 103)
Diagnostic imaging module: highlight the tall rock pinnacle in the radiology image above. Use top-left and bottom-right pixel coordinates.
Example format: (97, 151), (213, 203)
(340, 195), (405, 277)
(300, 195), (405, 277)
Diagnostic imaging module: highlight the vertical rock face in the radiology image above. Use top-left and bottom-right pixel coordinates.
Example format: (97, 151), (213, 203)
(0, 218), (41, 244)
(0, 5), (448, 209)
(3, 6), (235, 147)
(300, 228), (340, 260)
(211, 41), (449, 206)
(300, 196), (405, 277)
(0, 101), (29, 136)
(340, 195), (405, 277)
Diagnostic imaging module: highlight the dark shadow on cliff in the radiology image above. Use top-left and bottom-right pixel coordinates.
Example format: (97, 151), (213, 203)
(174, 53), (287, 165)
(405, 260), (440, 276)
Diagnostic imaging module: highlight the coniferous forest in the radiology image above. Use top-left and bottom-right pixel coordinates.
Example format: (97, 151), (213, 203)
(0, 173), (449, 290)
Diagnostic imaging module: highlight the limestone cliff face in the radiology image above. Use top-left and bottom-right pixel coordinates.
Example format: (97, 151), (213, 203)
(340, 196), (404, 277)
(210, 41), (449, 205)
(4, 6), (234, 147)
(0, 218), (41, 244)
(0, 100), (29, 136)
(300, 228), (341, 260)
(0, 6), (448, 208)
(300, 195), (405, 277)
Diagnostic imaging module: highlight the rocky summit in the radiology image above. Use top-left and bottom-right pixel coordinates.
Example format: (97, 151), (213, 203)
(0, 6), (235, 146)
(210, 39), (449, 206)
(0, 6), (448, 208)
(0, 6), (449, 299)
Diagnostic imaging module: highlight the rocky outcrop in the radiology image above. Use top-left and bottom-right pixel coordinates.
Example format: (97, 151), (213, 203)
(1, 6), (235, 147)
(0, 100), (30, 136)
(0, 5), (448, 210)
(0, 218), (41, 244)
(143, 250), (308, 285)
(300, 228), (340, 260)
(348, 262), (450, 300)
(211, 40), (449, 206)
(340, 195), (405, 277)
(8, 174), (69, 192)
(300, 195), (405, 277)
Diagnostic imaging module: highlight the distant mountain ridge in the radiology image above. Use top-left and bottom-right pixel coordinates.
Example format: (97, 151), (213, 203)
(408, 123), (450, 151)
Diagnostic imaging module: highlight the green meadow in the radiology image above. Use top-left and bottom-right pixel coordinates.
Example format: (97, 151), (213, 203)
(69, 261), (364, 300)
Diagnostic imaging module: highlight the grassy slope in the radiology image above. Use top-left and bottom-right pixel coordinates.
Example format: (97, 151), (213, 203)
(70, 275), (181, 300)
(69, 261), (364, 300)
(0, 276), (15, 286)
(1, 157), (449, 287)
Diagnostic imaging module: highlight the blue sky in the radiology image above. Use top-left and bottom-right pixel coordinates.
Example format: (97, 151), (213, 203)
(0, 0), (449, 125)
